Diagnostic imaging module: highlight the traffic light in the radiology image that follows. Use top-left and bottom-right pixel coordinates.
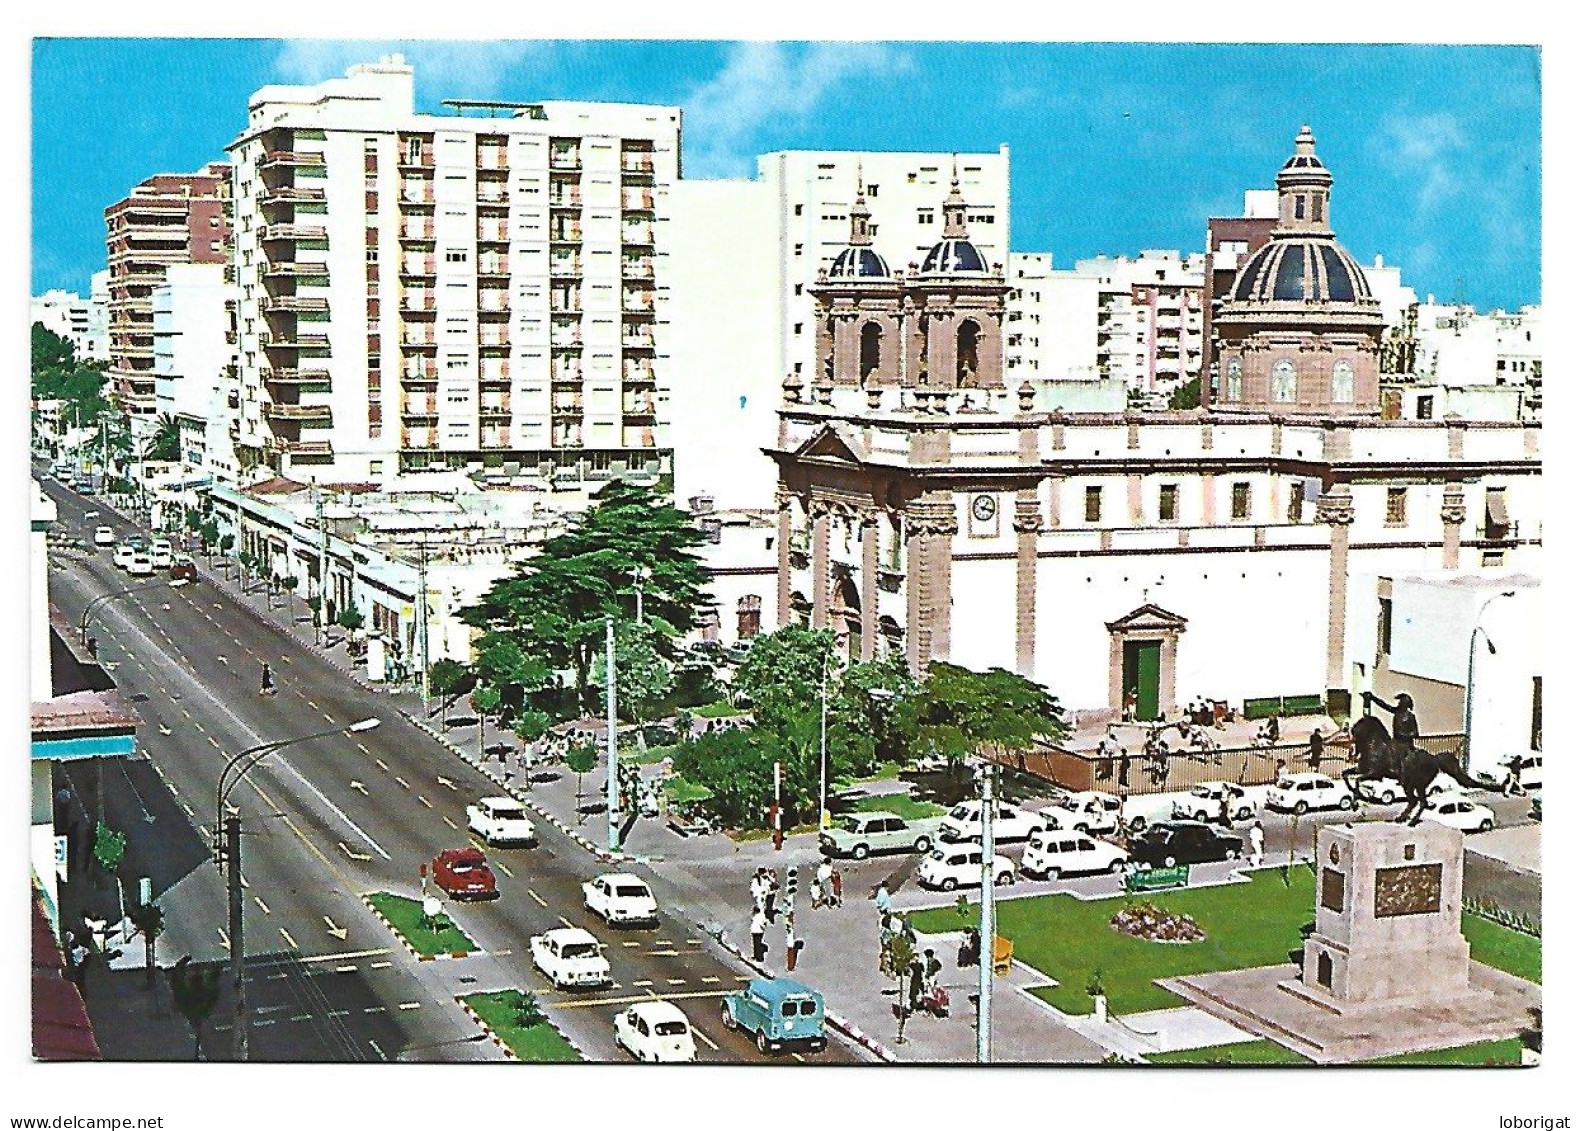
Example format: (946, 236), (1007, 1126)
(785, 865), (797, 912)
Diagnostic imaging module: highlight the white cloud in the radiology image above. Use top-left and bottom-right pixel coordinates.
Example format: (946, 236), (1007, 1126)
(682, 42), (908, 178)
(1371, 112), (1471, 216)
(272, 40), (556, 98)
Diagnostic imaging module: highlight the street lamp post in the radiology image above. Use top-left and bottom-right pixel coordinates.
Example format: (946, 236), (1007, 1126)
(79, 579), (190, 642)
(977, 761), (995, 1064)
(215, 717), (379, 1061)
(1464, 589), (1516, 772)
(605, 615), (620, 854)
(818, 655), (830, 831)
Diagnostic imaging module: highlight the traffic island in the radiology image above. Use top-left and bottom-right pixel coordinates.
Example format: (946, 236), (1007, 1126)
(459, 991), (582, 1062)
(364, 892), (479, 961)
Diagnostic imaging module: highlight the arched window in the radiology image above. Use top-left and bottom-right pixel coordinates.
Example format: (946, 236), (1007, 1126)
(860, 322), (883, 383)
(1226, 359), (1243, 402)
(956, 320), (981, 387)
(1271, 359), (1297, 403)
(1331, 359), (1355, 403)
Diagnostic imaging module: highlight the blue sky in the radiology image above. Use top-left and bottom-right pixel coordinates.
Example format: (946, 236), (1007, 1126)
(32, 39), (1540, 311)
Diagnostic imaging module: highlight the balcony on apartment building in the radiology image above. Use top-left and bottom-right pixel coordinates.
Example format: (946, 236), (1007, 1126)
(397, 143), (435, 169)
(262, 402), (334, 424)
(622, 330), (656, 349)
(401, 292), (437, 313)
(552, 365), (583, 384)
(401, 329), (438, 347)
(479, 367), (511, 384)
(622, 225), (655, 247)
(620, 155), (656, 176)
(479, 404), (513, 420)
(279, 439), (334, 456)
(402, 366), (439, 383)
(401, 399), (439, 418)
(622, 189), (656, 211)
(622, 292), (656, 315)
(479, 331), (511, 349)
(260, 223), (329, 243)
(400, 223), (436, 242)
(549, 147), (582, 171)
(550, 255), (583, 277)
(477, 259), (510, 279)
(262, 260), (330, 279)
(623, 395), (657, 415)
(479, 296), (511, 316)
(262, 367), (331, 387)
(549, 188), (582, 208)
(550, 328), (583, 349)
(258, 150), (327, 170)
(621, 259), (655, 280)
(401, 182), (436, 205)
(550, 224), (583, 243)
(259, 185), (328, 207)
(261, 295), (330, 314)
(116, 222), (192, 243)
(401, 258), (438, 277)
(550, 295), (581, 315)
(624, 426), (657, 448)
(623, 365), (656, 384)
(476, 149), (509, 173)
(551, 395), (584, 416)
(261, 330), (331, 350)
(110, 246), (191, 266)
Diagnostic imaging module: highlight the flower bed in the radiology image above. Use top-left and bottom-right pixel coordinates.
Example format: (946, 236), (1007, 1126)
(1110, 900), (1205, 944)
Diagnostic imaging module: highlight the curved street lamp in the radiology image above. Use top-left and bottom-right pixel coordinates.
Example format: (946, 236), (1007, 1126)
(1463, 589), (1516, 773)
(79, 578), (190, 641)
(215, 717), (379, 1061)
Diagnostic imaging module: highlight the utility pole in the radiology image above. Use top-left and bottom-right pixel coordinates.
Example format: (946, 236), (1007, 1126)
(225, 814), (245, 1062)
(417, 541), (431, 706)
(605, 615), (620, 853)
(977, 762), (995, 1064)
(818, 655), (830, 830)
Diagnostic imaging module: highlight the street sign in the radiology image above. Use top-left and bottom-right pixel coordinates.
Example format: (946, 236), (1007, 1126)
(54, 836), (69, 879)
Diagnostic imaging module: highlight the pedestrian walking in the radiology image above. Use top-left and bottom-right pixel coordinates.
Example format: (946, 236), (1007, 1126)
(259, 661), (275, 696)
(750, 906), (768, 964)
(814, 858), (833, 909)
(907, 954), (925, 1013)
(751, 868), (768, 914)
(1096, 728), (1121, 782)
(1307, 729), (1325, 770)
(874, 880), (892, 923)
(1218, 791), (1233, 829)
(830, 865), (843, 908)
(1117, 750), (1131, 788)
(764, 871), (781, 923)
(1502, 757), (1525, 797)
(1248, 820), (1265, 868)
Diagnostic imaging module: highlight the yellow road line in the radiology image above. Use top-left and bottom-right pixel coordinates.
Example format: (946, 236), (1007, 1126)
(298, 948), (391, 964)
(495, 861), (513, 878)
(279, 928), (298, 949)
(254, 896), (271, 914)
(528, 889), (547, 907)
(547, 989), (730, 1012)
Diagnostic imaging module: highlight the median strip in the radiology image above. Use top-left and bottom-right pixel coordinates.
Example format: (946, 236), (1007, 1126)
(363, 891), (480, 961)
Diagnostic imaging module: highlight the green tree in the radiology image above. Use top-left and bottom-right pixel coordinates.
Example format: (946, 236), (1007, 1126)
(668, 726), (775, 829)
(470, 632), (554, 720)
(200, 519), (221, 563)
(459, 480), (711, 714)
(591, 622), (674, 744)
(732, 625), (835, 721)
(335, 606), (365, 631)
(565, 744), (599, 821)
(127, 900), (165, 991)
(881, 927), (917, 1045)
(838, 655), (921, 769)
(428, 657), (472, 721)
(513, 708), (552, 774)
(471, 684), (502, 760)
(901, 662), (1068, 786)
(1169, 376), (1203, 410)
(143, 414), (181, 462)
(166, 956), (221, 1061)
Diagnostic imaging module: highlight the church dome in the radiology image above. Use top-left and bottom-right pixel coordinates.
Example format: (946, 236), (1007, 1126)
(1230, 238), (1372, 304)
(919, 238), (988, 276)
(829, 246), (891, 279)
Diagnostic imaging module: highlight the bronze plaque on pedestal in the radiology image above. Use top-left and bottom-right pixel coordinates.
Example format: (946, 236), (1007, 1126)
(1374, 863), (1443, 918)
(1321, 868), (1345, 912)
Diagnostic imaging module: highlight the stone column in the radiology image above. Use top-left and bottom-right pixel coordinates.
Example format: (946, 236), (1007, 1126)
(1317, 488), (1356, 699)
(810, 498), (831, 629)
(775, 488), (794, 628)
(905, 495), (958, 671)
(1013, 494), (1041, 679)
(859, 510), (879, 662)
(1440, 485), (1466, 569)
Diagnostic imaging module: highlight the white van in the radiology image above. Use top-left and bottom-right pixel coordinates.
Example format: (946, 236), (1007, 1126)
(917, 844), (1016, 891)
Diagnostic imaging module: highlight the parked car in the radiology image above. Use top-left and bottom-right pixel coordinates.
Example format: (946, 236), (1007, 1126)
(938, 799), (1043, 844)
(529, 926), (612, 989)
(1171, 782), (1256, 823)
(76, 477), (96, 495)
(429, 847), (499, 900)
(1357, 774), (1456, 805)
(614, 1000), (697, 1062)
(582, 873), (659, 926)
(466, 796), (537, 846)
(1129, 821), (1242, 869)
(818, 810), (940, 859)
(1421, 794), (1496, 833)
(1264, 772), (1356, 815)
(126, 552), (154, 577)
(1120, 792), (1181, 833)
(1020, 829), (1128, 880)
(112, 544), (137, 570)
(1039, 790), (1124, 837)
(125, 534), (146, 551)
(93, 526), (115, 547)
(917, 844), (1016, 891)
(720, 976), (826, 1055)
(149, 539), (174, 568)
(169, 554), (199, 582)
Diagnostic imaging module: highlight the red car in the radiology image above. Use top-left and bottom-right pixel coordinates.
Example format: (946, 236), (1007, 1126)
(431, 847), (499, 900)
(169, 554), (199, 582)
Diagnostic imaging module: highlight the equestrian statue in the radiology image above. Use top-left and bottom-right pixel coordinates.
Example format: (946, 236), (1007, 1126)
(1342, 691), (1483, 825)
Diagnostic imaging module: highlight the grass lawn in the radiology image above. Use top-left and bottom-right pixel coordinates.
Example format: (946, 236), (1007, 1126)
(847, 762), (906, 784)
(462, 991), (581, 1062)
(662, 775), (714, 806)
(692, 701), (749, 719)
(366, 892), (479, 957)
(627, 743), (675, 766)
(911, 869), (1542, 1017)
(1145, 1037), (1526, 1066)
(850, 793), (945, 821)
(733, 821), (818, 842)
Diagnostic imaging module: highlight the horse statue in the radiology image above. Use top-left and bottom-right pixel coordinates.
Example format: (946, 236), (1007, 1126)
(1342, 710), (1482, 825)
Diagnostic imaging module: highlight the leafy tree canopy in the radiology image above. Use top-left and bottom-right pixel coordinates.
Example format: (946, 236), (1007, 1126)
(900, 662), (1068, 769)
(1168, 376), (1202, 411)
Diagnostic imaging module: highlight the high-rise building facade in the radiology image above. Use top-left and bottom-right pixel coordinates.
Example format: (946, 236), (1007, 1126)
(104, 165), (232, 434)
(1004, 253), (1101, 382)
(152, 263), (238, 474)
(30, 290), (92, 356)
(86, 271), (111, 362)
(1070, 251), (1206, 395)
(228, 57), (681, 485)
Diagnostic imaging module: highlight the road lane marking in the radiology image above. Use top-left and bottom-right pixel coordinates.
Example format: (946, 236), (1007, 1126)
(339, 842), (373, 862)
(365, 1007), (385, 1015)
(398, 1002), (421, 1011)
(495, 861), (513, 878)
(291, 1014), (313, 1023)
(181, 802), (195, 818)
(208, 737), (221, 749)
(622, 941), (641, 948)
(376, 759), (388, 772)
(350, 781), (368, 795)
(279, 928), (298, 949)
(335, 965), (357, 974)
(325, 917), (349, 940)
(254, 896), (271, 914)
(323, 714), (335, 724)
(436, 775), (457, 791)
(528, 889), (547, 907)
(666, 978), (686, 986)
(307, 700), (318, 710)
(693, 1027), (720, 1052)
(395, 776), (410, 789)
(298, 949), (391, 964)
(547, 989), (730, 1011)
(417, 795), (432, 809)
(649, 950), (680, 957)
(370, 961), (392, 970)
(357, 744), (370, 754)
(443, 815), (457, 830)
(218, 928), (229, 947)
(558, 915), (575, 929)
(792, 1053), (806, 1063)
(700, 976), (720, 984)
(631, 980), (654, 987)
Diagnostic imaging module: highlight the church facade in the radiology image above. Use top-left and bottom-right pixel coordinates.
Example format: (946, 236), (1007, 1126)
(767, 132), (1541, 720)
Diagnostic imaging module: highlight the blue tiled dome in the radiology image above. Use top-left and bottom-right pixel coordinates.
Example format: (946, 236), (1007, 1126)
(1230, 238), (1371, 304)
(829, 246), (891, 279)
(919, 238), (988, 275)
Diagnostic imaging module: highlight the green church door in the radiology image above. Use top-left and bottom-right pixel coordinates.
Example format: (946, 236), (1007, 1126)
(1123, 639), (1162, 722)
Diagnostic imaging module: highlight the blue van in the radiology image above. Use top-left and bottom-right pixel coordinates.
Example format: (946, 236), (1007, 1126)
(720, 976), (827, 1055)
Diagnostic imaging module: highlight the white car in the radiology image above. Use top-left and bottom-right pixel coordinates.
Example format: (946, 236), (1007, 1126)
(1497, 754), (1542, 791)
(1171, 782), (1256, 823)
(150, 540), (174, 568)
(582, 873), (659, 927)
(917, 844), (1016, 891)
(1264, 772), (1356, 815)
(1020, 830), (1128, 880)
(93, 526), (115, 547)
(613, 1000), (697, 1063)
(113, 544), (137, 569)
(529, 927), (612, 989)
(465, 796), (537, 846)
(938, 800), (1044, 844)
(126, 553), (154, 577)
(1358, 774), (1456, 805)
(1421, 794), (1496, 833)
(1039, 790), (1123, 837)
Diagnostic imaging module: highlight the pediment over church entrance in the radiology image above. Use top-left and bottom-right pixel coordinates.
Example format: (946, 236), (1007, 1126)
(1105, 603), (1189, 634)
(792, 422), (869, 465)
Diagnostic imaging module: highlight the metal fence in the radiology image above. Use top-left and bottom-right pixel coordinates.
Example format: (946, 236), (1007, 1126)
(985, 733), (1465, 797)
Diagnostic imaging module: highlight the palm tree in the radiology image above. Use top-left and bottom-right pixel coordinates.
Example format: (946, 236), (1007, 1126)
(142, 414), (180, 463)
(127, 901), (165, 990)
(167, 956), (221, 1061)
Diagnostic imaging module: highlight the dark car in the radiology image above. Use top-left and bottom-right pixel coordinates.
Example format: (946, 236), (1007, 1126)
(431, 847), (499, 900)
(169, 555), (199, 582)
(1129, 821), (1242, 869)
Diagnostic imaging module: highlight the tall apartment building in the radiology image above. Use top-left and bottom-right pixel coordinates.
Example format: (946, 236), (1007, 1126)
(104, 165), (232, 435)
(228, 57), (681, 485)
(1004, 253), (1100, 381)
(1071, 250), (1206, 395)
(86, 271), (110, 362)
(30, 290), (91, 356)
(152, 263), (239, 475)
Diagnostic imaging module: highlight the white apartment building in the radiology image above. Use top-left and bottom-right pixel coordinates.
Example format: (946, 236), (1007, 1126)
(152, 263), (238, 473)
(1359, 255), (1418, 332)
(86, 271), (110, 361)
(228, 56), (681, 487)
(31, 290), (92, 357)
(1071, 250), (1206, 396)
(1005, 253), (1101, 381)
